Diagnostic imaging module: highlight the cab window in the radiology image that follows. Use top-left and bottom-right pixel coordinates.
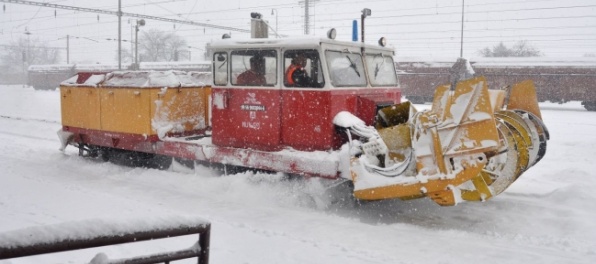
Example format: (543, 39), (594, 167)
(366, 53), (398, 87)
(213, 52), (228, 85)
(283, 50), (324, 88)
(231, 50), (277, 86)
(325, 50), (367, 87)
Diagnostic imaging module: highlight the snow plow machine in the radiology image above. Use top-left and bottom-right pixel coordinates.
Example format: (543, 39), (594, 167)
(346, 71), (549, 205)
(58, 16), (548, 207)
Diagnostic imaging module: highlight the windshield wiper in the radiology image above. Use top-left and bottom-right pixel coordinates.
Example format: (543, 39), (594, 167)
(374, 64), (380, 78)
(345, 55), (361, 77)
(373, 55), (385, 78)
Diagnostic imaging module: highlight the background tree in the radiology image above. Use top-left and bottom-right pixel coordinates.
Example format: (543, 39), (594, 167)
(114, 48), (133, 64)
(0, 37), (61, 72)
(478, 40), (542, 57)
(138, 29), (189, 62)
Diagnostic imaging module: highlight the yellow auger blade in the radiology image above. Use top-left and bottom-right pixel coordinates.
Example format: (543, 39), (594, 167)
(506, 80), (542, 120)
(458, 80), (549, 202)
(459, 116), (526, 201)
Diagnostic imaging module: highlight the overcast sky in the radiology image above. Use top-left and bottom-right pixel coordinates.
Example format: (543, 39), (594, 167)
(1, 0), (595, 64)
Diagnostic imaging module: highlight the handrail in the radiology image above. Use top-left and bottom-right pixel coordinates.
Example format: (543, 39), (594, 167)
(0, 221), (210, 264)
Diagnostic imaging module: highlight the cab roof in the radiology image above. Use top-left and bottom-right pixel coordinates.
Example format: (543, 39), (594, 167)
(210, 36), (394, 53)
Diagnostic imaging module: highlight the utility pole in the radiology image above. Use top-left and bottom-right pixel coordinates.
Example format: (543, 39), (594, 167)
(118, 0), (121, 69)
(24, 30), (31, 73)
(460, 0), (464, 58)
(271, 9), (278, 37)
(66, 34), (69, 64)
(135, 19), (145, 70)
(298, 0), (319, 35)
(304, 0), (309, 35)
(60, 35), (97, 64)
(131, 24), (134, 64)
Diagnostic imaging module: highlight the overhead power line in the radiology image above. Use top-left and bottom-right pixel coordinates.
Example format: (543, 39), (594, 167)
(0, 0), (250, 33)
(0, 44), (63, 49)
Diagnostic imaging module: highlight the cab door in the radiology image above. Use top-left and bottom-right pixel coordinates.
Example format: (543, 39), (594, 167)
(211, 49), (283, 151)
(280, 49), (338, 151)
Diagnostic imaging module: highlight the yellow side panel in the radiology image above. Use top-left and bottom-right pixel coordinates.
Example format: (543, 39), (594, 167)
(353, 159), (485, 201)
(100, 88), (152, 135)
(60, 86), (101, 130)
(149, 87), (210, 132)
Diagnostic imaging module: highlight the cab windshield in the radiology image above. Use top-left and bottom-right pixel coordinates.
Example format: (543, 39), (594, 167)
(365, 53), (398, 87)
(325, 50), (367, 87)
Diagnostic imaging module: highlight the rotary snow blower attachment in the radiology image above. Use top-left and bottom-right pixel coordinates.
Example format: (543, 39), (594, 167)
(336, 61), (549, 206)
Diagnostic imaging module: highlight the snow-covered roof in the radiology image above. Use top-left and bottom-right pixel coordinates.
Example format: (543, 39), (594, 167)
(102, 70), (210, 88)
(75, 64), (125, 72)
(61, 74), (106, 87)
(211, 36), (393, 52)
(28, 64), (75, 72)
(189, 71), (213, 86)
(140, 61), (211, 71)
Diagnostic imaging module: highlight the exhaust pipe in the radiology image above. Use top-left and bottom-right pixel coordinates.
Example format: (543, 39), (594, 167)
(250, 13), (269, 39)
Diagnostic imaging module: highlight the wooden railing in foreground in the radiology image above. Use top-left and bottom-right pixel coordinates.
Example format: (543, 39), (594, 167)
(0, 221), (210, 264)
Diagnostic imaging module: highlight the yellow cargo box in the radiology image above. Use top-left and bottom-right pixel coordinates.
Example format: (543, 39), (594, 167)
(60, 86), (101, 130)
(61, 71), (211, 138)
(60, 74), (104, 130)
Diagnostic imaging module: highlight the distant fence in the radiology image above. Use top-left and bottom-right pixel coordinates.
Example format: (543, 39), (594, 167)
(396, 58), (596, 111)
(0, 218), (210, 264)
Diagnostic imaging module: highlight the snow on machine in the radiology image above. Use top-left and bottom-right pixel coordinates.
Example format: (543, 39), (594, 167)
(58, 14), (548, 206)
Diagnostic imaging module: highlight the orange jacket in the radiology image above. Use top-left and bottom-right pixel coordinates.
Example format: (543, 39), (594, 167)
(285, 64), (301, 86)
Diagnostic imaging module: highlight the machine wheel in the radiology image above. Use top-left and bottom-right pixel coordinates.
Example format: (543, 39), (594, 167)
(98, 148), (172, 169)
(582, 101), (596, 111)
(78, 143), (100, 158)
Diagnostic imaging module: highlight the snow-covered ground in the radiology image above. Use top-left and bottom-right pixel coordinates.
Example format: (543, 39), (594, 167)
(0, 85), (595, 264)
